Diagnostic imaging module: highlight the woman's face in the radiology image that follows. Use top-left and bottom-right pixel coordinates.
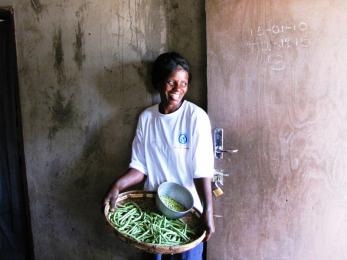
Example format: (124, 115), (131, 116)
(159, 68), (189, 114)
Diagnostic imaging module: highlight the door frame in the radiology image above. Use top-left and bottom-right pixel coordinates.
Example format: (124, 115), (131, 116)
(0, 7), (34, 259)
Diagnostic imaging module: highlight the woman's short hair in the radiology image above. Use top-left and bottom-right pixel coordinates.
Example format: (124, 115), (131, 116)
(151, 52), (192, 89)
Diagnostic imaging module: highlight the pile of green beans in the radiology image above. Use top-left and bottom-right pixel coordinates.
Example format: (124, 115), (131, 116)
(108, 202), (196, 246)
(160, 195), (186, 212)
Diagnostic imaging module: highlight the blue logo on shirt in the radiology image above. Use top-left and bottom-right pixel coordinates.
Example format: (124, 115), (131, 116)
(178, 133), (188, 144)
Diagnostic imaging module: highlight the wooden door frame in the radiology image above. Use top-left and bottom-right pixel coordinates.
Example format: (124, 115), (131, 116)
(0, 7), (34, 259)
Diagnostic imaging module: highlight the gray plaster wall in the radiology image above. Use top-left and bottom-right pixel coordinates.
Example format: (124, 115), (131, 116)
(1, 1), (206, 259)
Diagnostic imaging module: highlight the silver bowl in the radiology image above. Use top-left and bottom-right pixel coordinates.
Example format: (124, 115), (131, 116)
(156, 182), (194, 219)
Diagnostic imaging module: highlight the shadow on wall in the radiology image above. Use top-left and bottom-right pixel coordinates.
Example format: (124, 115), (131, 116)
(94, 59), (158, 106)
(49, 60), (156, 259)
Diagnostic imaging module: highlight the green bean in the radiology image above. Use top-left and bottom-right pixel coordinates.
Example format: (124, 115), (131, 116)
(108, 202), (197, 246)
(160, 196), (186, 212)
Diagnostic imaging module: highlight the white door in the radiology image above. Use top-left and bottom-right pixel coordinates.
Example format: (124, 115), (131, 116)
(206, 1), (347, 259)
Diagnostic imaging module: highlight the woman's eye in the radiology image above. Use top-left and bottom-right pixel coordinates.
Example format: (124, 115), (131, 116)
(167, 80), (175, 86)
(166, 80), (188, 88)
(180, 82), (188, 88)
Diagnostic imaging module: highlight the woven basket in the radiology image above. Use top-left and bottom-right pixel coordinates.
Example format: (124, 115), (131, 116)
(104, 190), (206, 254)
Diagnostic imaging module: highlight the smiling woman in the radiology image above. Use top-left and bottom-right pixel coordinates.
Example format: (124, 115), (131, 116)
(104, 52), (215, 260)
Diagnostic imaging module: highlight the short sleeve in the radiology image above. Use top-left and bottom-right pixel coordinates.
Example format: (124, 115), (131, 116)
(129, 117), (147, 175)
(191, 112), (214, 178)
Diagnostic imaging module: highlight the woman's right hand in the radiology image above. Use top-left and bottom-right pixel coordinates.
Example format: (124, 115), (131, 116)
(103, 184), (120, 212)
(103, 168), (145, 212)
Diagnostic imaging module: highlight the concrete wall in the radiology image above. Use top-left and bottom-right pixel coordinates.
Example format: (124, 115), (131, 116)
(1, 1), (206, 259)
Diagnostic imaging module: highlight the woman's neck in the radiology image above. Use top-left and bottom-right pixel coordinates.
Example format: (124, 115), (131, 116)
(159, 100), (184, 114)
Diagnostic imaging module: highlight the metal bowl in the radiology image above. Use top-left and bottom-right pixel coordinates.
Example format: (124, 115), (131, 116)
(156, 182), (194, 219)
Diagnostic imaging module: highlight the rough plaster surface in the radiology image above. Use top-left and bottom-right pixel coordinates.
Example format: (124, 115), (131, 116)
(0, 0), (206, 259)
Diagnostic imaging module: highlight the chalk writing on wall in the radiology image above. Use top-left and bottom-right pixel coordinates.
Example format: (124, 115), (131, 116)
(245, 22), (310, 71)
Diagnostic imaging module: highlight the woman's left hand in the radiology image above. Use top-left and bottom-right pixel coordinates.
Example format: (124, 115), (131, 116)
(202, 208), (215, 241)
(194, 177), (215, 241)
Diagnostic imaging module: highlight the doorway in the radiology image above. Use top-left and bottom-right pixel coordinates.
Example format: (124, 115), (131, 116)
(0, 8), (34, 260)
(206, 1), (347, 259)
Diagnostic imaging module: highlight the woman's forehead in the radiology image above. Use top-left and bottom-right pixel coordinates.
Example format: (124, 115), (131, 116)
(167, 67), (189, 80)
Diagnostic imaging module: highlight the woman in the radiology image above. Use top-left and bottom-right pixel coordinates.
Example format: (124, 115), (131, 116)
(104, 52), (215, 260)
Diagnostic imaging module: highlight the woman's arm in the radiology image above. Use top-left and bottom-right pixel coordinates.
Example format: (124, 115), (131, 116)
(194, 177), (215, 241)
(104, 168), (145, 211)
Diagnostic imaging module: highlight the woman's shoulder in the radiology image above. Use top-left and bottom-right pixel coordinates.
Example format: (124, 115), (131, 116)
(183, 100), (209, 119)
(138, 103), (159, 119)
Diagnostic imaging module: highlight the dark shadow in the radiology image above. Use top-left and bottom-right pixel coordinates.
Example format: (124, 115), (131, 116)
(0, 8), (34, 260)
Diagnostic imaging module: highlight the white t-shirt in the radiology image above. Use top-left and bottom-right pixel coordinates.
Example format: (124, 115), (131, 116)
(129, 100), (214, 212)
